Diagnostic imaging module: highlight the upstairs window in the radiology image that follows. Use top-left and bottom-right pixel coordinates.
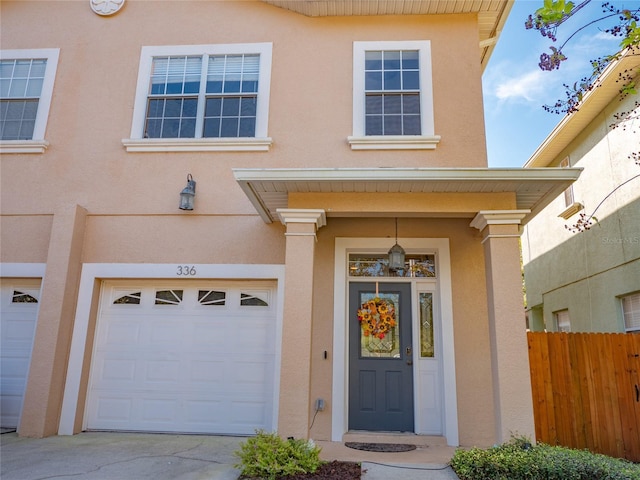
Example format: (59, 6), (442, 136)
(125, 43), (272, 152)
(364, 50), (421, 136)
(350, 41), (438, 150)
(0, 49), (59, 153)
(145, 54), (259, 138)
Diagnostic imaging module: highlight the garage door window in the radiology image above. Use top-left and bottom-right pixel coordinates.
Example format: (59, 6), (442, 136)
(113, 291), (141, 305)
(12, 290), (38, 303)
(198, 290), (226, 305)
(241, 292), (268, 306)
(155, 289), (183, 305)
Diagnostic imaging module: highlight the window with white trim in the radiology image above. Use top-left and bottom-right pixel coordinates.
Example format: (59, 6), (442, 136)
(560, 157), (574, 207)
(349, 41), (438, 150)
(554, 309), (571, 332)
(558, 156), (583, 219)
(124, 43), (272, 152)
(0, 49), (59, 153)
(622, 292), (640, 333)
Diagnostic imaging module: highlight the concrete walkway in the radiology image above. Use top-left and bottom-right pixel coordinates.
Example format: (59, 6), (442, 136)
(0, 431), (460, 480)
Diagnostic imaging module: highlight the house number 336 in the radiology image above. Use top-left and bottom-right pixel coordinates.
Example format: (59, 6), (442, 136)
(176, 265), (197, 276)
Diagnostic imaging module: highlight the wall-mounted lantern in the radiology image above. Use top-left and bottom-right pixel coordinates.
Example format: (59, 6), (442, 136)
(179, 174), (196, 210)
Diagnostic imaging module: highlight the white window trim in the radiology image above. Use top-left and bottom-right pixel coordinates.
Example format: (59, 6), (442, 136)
(622, 292), (640, 333)
(123, 43), (273, 153)
(349, 40), (439, 151)
(58, 262), (285, 435)
(554, 309), (571, 332)
(0, 48), (60, 154)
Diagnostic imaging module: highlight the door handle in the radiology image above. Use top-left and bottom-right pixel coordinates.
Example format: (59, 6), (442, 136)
(406, 346), (413, 366)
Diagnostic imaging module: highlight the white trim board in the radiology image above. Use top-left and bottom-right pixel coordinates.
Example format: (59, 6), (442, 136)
(58, 263), (285, 435)
(0, 263), (46, 278)
(331, 238), (458, 445)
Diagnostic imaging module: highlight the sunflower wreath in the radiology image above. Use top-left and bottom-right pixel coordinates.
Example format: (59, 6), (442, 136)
(357, 297), (397, 339)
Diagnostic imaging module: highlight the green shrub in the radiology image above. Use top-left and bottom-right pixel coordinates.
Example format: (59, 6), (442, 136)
(234, 430), (323, 480)
(450, 437), (640, 480)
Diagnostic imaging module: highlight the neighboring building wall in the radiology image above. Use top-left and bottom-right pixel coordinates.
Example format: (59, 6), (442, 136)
(522, 92), (640, 332)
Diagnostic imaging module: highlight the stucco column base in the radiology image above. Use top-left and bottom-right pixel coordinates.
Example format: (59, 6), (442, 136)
(471, 210), (535, 444)
(276, 209), (326, 439)
(19, 204), (87, 438)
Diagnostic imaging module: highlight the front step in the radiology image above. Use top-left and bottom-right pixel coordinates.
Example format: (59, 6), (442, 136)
(342, 431), (447, 447)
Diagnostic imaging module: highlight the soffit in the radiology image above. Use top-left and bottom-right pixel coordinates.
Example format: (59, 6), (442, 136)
(233, 167), (581, 224)
(259, 0), (514, 71)
(525, 50), (639, 167)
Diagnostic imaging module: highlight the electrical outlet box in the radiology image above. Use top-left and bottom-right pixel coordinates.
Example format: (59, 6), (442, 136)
(315, 398), (325, 411)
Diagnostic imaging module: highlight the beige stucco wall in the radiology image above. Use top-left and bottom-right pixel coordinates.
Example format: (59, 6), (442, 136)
(1, 1), (525, 445)
(1, 1), (488, 220)
(0, 215), (53, 263)
(522, 90), (640, 332)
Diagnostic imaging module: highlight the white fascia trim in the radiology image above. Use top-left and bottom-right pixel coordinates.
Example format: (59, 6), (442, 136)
(0, 140), (49, 154)
(347, 135), (440, 150)
(233, 167), (583, 183)
(0, 263), (47, 278)
(122, 137), (273, 152)
(331, 238), (458, 446)
(59, 262), (285, 436)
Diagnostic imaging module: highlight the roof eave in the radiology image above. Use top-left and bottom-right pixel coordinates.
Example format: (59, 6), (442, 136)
(525, 49), (639, 168)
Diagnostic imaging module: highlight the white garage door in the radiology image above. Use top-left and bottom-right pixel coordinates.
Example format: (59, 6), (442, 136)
(86, 280), (278, 435)
(0, 279), (41, 429)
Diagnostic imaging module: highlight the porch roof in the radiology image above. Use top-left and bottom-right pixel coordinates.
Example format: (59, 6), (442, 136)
(233, 167), (582, 224)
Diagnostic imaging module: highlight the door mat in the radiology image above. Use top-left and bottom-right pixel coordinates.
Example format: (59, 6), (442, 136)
(345, 442), (417, 452)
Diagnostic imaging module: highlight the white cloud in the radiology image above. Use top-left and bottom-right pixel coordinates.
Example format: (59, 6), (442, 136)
(494, 69), (547, 103)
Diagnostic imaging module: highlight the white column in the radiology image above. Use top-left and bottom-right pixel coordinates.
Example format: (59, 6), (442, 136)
(470, 210), (535, 444)
(276, 209), (326, 439)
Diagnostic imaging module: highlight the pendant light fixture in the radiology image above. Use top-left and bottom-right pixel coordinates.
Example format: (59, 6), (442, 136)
(388, 217), (405, 271)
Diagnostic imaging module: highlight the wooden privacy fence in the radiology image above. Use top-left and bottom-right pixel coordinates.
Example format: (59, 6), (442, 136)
(527, 332), (640, 462)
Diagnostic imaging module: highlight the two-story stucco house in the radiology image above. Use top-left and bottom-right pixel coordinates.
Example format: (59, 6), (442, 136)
(1, 0), (580, 447)
(522, 49), (640, 334)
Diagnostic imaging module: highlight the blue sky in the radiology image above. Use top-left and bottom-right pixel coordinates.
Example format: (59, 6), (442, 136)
(483, 0), (628, 167)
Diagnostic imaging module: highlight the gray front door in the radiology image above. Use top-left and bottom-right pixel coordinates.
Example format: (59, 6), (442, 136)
(348, 282), (414, 432)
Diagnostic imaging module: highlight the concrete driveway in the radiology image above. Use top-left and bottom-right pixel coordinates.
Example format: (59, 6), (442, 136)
(1, 431), (243, 480)
(1, 431), (460, 480)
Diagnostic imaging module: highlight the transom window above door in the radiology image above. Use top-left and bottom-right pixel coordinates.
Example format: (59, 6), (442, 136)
(348, 253), (436, 278)
(124, 43), (272, 152)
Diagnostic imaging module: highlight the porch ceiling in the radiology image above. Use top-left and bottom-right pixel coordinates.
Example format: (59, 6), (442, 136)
(233, 167), (582, 224)
(259, 0), (514, 71)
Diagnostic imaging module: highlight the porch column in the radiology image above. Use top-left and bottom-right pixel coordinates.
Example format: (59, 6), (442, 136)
(19, 204), (87, 438)
(470, 210), (535, 444)
(276, 209), (326, 439)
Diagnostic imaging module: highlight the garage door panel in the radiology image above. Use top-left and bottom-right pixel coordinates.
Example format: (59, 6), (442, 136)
(102, 320), (141, 345)
(1, 279), (41, 429)
(190, 360), (225, 384)
(87, 282), (277, 434)
(1, 394), (24, 426)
